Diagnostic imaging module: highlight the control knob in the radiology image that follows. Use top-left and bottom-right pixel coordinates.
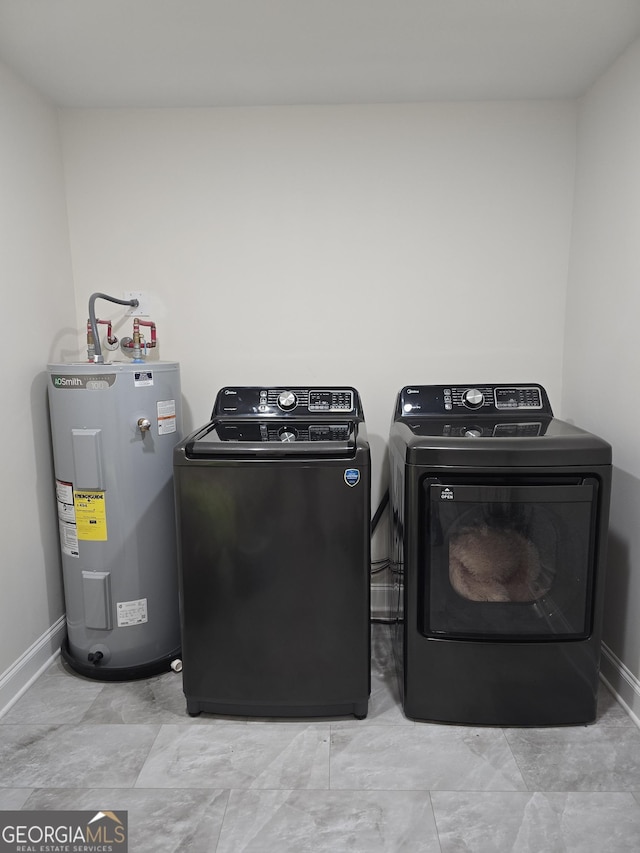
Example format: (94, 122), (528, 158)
(278, 427), (298, 443)
(462, 388), (485, 409)
(464, 428), (483, 438)
(278, 390), (298, 411)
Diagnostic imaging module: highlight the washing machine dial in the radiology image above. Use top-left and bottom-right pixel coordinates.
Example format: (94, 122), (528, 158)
(462, 388), (485, 409)
(464, 427), (483, 438)
(278, 390), (298, 411)
(278, 427), (298, 443)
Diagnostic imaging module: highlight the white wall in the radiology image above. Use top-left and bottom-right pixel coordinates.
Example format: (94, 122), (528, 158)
(0, 61), (75, 692)
(60, 101), (577, 541)
(563, 38), (640, 719)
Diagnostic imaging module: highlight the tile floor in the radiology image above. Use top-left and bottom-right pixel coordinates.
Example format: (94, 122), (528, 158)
(1, 625), (640, 852)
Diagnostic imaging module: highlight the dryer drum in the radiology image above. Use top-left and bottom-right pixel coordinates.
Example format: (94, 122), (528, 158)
(444, 500), (557, 604)
(448, 524), (550, 603)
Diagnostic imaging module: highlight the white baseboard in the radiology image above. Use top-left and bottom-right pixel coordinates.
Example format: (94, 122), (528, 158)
(599, 643), (640, 729)
(0, 616), (66, 719)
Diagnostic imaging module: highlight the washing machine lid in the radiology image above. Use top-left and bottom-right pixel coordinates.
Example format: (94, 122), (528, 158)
(390, 384), (612, 467)
(184, 419), (360, 459)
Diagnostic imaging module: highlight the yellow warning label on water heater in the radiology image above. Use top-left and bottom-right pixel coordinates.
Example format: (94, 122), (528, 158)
(73, 490), (108, 540)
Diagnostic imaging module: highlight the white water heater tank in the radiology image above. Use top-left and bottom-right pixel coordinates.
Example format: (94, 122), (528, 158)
(47, 361), (182, 679)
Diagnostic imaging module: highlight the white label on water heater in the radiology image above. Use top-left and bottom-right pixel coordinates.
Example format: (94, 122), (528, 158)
(117, 597), (148, 627)
(55, 479), (74, 505)
(56, 479), (76, 524)
(59, 520), (79, 558)
(157, 399), (177, 435)
(56, 479), (79, 557)
(134, 371), (154, 387)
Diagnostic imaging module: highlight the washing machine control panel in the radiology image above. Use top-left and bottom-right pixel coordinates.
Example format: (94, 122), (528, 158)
(214, 387), (360, 418)
(397, 384), (552, 418)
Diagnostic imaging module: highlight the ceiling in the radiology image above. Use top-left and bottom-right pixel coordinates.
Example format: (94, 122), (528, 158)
(1, 0), (639, 108)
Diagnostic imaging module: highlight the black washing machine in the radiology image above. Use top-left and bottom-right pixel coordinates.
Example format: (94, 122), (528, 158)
(174, 386), (371, 718)
(389, 384), (612, 726)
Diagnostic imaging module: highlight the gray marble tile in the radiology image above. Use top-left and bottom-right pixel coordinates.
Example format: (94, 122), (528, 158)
(0, 788), (33, 809)
(431, 791), (640, 853)
(330, 725), (527, 791)
(23, 787), (229, 853)
(0, 724), (159, 788)
(216, 788), (440, 853)
(135, 723), (330, 789)
(0, 676), (104, 725)
(505, 725), (640, 791)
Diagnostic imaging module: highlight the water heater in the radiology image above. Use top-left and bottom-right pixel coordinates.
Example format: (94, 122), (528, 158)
(47, 360), (182, 679)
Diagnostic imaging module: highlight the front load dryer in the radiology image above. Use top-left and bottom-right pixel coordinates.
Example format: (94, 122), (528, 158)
(174, 386), (371, 718)
(389, 383), (612, 726)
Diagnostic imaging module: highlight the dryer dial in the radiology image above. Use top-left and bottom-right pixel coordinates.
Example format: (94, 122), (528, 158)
(278, 428), (298, 442)
(278, 391), (298, 411)
(462, 388), (485, 409)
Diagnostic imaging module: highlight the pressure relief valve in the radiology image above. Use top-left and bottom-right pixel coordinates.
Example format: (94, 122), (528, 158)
(120, 318), (158, 362)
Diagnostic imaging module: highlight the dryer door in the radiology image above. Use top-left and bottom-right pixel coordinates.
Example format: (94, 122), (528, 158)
(420, 477), (600, 640)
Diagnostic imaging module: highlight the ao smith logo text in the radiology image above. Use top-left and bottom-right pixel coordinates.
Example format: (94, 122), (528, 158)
(50, 374), (117, 390)
(52, 376), (83, 387)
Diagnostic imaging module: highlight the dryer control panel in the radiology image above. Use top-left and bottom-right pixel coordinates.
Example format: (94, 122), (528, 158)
(396, 384), (553, 418)
(213, 386), (361, 418)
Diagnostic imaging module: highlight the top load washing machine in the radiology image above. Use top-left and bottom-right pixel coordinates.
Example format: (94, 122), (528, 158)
(389, 384), (612, 726)
(174, 386), (371, 718)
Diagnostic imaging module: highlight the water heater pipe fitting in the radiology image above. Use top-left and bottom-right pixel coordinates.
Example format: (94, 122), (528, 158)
(88, 292), (139, 363)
